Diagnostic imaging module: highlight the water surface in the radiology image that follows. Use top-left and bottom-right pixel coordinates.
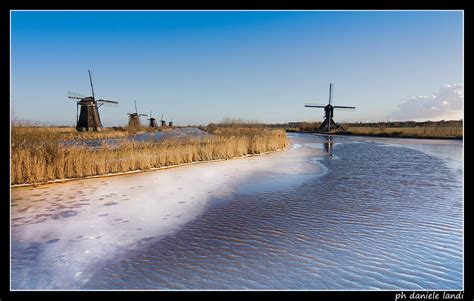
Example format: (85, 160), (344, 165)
(62, 127), (208, 148)
(83, 133), (463, 290)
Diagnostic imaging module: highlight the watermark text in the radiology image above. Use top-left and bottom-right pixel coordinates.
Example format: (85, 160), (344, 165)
(395, 291), (464, 301)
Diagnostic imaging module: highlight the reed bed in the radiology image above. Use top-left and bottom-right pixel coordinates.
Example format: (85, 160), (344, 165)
(11, 127), (288, 185)
(12, 126), (130, 142)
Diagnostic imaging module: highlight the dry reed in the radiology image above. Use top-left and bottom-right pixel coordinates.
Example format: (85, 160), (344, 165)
(345, 127), (463, 139)
(11, 126), (288, 185)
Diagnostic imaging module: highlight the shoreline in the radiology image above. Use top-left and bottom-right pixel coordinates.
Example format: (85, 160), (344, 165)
(11, 147), (288, 189)
(286, 130), (463, 140)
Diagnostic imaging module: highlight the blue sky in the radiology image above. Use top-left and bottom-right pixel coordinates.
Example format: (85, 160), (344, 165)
(11, 10), (463, 126)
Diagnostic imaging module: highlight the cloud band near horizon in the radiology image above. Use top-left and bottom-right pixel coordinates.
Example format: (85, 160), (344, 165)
(391, 83), (463, 122)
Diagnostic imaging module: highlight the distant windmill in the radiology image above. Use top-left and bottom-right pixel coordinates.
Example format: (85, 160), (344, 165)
(304, 83), (355, 132)
(168, 117), (173, 127)
(160, 114), (166, 127)
(68, 70), (118, 132)
(148, 110), (158, 128)
(127, 100), (147, 129)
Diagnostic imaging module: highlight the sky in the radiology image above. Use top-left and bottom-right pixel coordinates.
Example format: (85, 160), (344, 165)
(11, 10), (463, 126)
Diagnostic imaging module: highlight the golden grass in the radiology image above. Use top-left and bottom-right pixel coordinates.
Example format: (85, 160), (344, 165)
(345, 127), (463, 139)
(11, 126), (288, 185)
(297, 122), (322, 132)
(12, 126), (129, 142)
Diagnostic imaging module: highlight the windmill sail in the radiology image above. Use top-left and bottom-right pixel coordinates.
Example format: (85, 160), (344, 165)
(333, 105), (356, 109)
(329, 83), (334, 105)
(304, 83), (355, 133)
(68, 91), (88, 100)
(305, 104), (326, 108)
(88, 69), (95, 100)
(97, 99), (119, 104)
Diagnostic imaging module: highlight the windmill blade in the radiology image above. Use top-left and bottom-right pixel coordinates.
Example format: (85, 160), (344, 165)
(139, 114), (148, 116)
(97, 99), (119, 105)
(305, 103), (326, 108)
(88, 70), (95, 99)
(333, 106), (356, 109)
(337, 108), (354, 112)
(68, 91), (88, 100)
(134, 100), (138, 114)
(329, 83), (334, 105)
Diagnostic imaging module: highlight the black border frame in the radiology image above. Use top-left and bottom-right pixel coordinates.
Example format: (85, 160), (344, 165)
(2, 2), (469, 300)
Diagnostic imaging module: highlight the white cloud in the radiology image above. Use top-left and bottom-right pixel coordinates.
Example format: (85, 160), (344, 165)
(391, 83), (463, 121)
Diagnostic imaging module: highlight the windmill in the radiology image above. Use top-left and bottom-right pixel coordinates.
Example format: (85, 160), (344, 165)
(68, 70), (118, 132)
(304, 83), (355, 133)
(168, 117), (173, 127)
(159, 114), (166, 127)
(147, 110), (158, 128)
(127, 100), (147, 129)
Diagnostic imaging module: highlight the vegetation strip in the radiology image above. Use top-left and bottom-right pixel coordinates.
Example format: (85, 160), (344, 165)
(286, 120), (462, 139)
(11, 147), (286, 188)
(11, 126), (288, 186)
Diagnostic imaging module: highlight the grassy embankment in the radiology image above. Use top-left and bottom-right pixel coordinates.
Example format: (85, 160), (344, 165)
(286, 121), (462, 139)
(11, 125), (288, 185)
(342, 126), (463, 139)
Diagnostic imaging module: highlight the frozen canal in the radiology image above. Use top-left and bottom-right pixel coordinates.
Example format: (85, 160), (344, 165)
(61, 127), (209, 149)
(11, 133), (463, 290)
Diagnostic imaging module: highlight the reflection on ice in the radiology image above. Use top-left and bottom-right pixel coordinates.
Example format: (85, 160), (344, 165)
(324, 136), (333, 155)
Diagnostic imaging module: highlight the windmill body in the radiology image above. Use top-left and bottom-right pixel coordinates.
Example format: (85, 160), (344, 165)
(128, 100), (147, 129)
(68, 70), (119, 132)
(304, 83), (355, 133)
(77, 97), (103, 131)
(148, 117), (158, 128)
(148, 110), (158, 128)
(128, 113), (141, 129)
(160, 114), (166, 127)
